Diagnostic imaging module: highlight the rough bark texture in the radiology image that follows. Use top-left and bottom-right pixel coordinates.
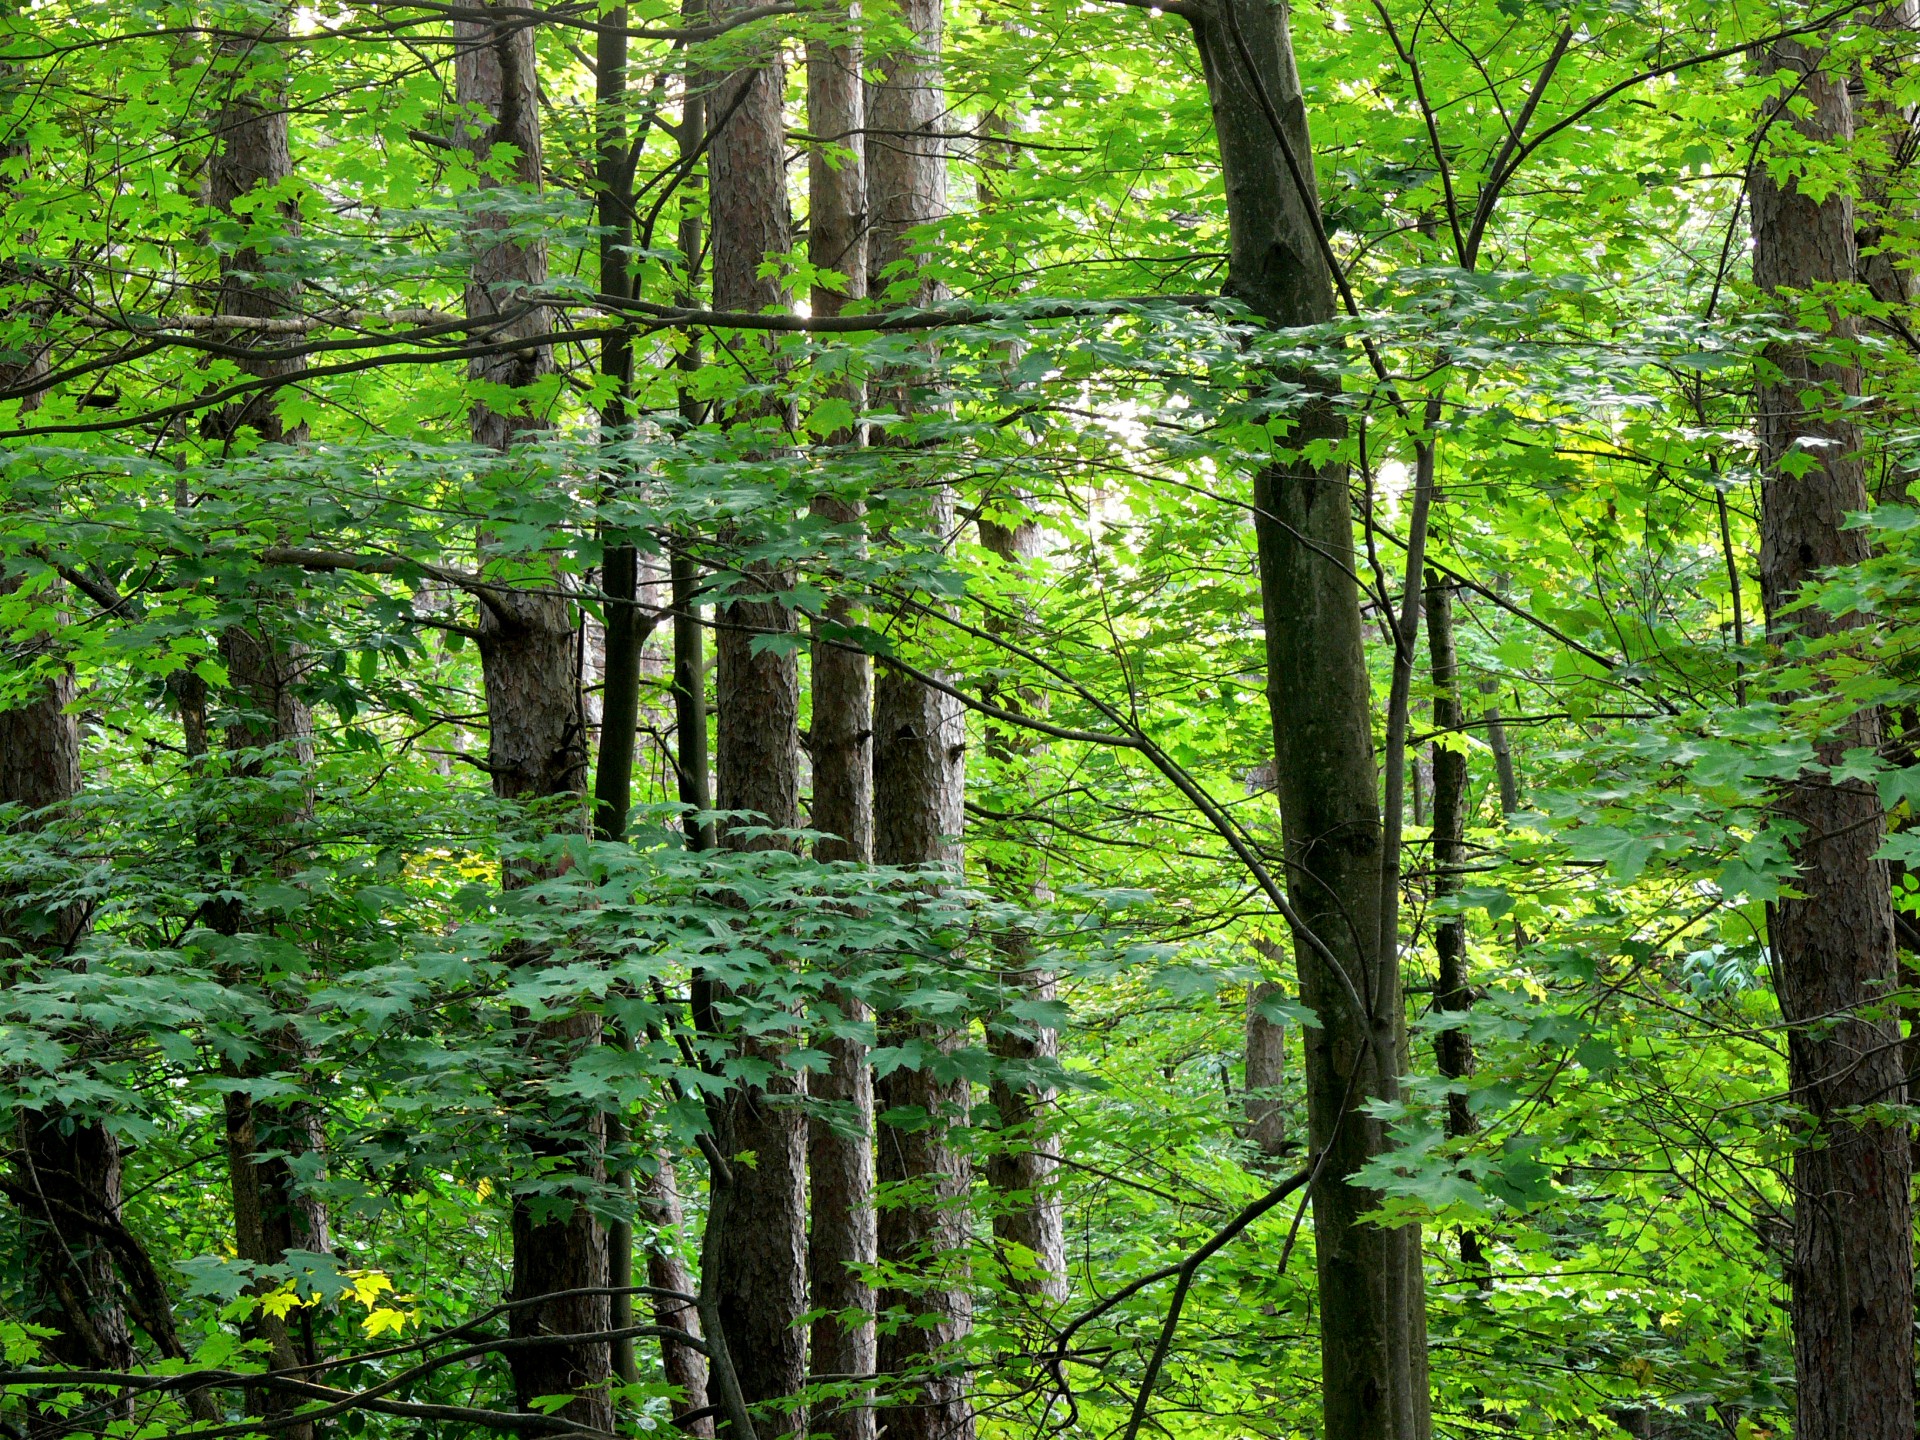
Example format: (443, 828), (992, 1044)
(868, 4), (975, 1435)
(206, 34), (331, 1420)
(1188, 3), (1423, 1435)
(1, 586), (138, 1424)
(977, 510), (1065, 1305)
(641, 1154), (713, 1433)
(1751, 41), (1913, 1440)
(205, 17), (305, 444)
(1422, 573), (1482, 1275)
(706, 1), (809, 1430)
(806, 22), (879, 1439)
(457, 9), (612, 1430)
(1243, 980), (1290, 1159)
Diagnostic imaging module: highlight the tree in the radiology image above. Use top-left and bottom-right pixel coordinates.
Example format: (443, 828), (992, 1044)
(1751, 34), (1913, 1440)
(456, 7), (612, 1428)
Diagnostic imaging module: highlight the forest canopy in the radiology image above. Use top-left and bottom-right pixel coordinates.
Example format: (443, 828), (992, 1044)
(0, 0), (1917, 1437)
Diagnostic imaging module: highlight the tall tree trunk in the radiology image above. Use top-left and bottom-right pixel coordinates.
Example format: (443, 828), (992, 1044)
(205, 16), (305, 447)
(205, 28), (329, 1425)
(1185, 2), (1424, 1435)
(806, 16), (880, 1440)
(1751, 39), (1913, 1440)
(977, 509), (1066, 1304)
(868, 6), (975, 1438)
(1422, 572), (1482, 1275)
(706, 1), (808, 1430)
(1, 582), (138, 1432)
(456, 9), (613, 1430)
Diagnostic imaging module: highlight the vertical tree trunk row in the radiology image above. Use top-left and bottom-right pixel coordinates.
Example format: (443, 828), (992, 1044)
(1750, 39), (1913, 1440)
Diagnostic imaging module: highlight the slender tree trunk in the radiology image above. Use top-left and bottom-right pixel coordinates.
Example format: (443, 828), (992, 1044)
(1751, 39), (1913, 1440)
(977, 510), (1066, 1304)
(867, 7), (975, 1437)
(706, 0), (809, 1429)
(1242, 946), (1290, 1162)
(456, 10), (613, 1429)
(641, 1151), (714, 1433)
(1422, 572), (1482, 1275)
(1186, 2), (1423, 1434)
(806, 17), (880, 1440)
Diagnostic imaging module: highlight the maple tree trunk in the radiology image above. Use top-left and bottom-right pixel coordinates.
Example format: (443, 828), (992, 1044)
(806, 16), (880, 1440)
(456, 9), (612, 1429)
(1750, 39), (1913, 1440)
(1188, 1), (1424, 1434)
(706, 0), (809, 1428)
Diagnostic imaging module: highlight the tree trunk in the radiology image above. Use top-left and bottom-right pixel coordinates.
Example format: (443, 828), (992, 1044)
(205, 18), (305, 446)
(456, 9), (613, 1430)
(706, 0), (809, 1429)
(977, 509), (1066, 1304)
(1422, 572), (1482, 1275)
(1186, 2), (1424, 1435)
(206, 32), (329, 1423)
(868, 6), (975, 1437)
(1243, 979), (1290, 1161)
(1751, 39), (1913, 1440)
(0, 585), (138, 1430)
(806, 18), (880, 1440)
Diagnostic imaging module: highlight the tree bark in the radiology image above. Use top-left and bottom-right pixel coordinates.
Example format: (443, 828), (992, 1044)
(205, 30), (330, 1423)
(1243, 980), (1290, 1161)
(867, 6), (975, 1437)
(806, 17), (880, 1440)
(204, 17), (305, 445)
(977, 509), (1066, 1305)
(456, 9), (613, 1430)
(1186, 2), (1424, 1434)
(706, 0), (809, 1430)
(1751, 39), (1913, 1440)
(0, 582), (138, 1432)
(1422, 572), (1482, 1276)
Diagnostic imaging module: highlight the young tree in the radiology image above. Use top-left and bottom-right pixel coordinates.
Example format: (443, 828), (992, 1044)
(1181, 0), (1427, 1431)
(1750, 36), (1912, 1440)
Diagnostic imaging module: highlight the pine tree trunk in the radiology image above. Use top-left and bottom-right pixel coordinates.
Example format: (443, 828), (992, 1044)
(706, 0), (809, 1428)
(456, 9), (613, 1429)
(806, 17), (880, 1440)
(1750, 40), (1913, 1440)
(867, 5), (975, 1435)
(1187, 2), (1423, 1434)
(977, 510), (1065, 1304)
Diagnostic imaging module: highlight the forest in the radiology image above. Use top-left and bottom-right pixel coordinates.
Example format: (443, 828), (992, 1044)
(0, 0), (1916, 1436)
